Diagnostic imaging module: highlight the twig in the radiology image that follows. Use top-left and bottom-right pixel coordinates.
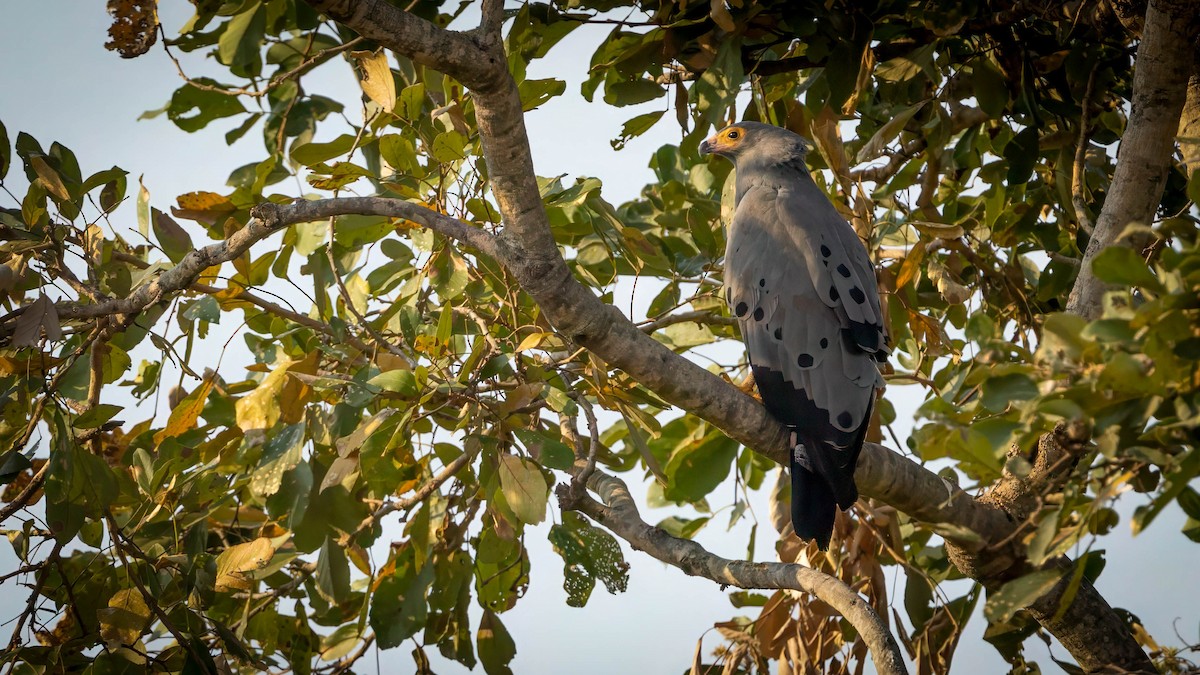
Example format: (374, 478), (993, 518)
(571, 470), (909, 675)
(566, 393), (600, 505)
(6, 540), (63, 650)
(106, 515), (214, 675)
(350, 443), (480, 539)
(637, 310), (738, 333)
(162, 32), (365, 99)
(1072, 64), (1100, 235)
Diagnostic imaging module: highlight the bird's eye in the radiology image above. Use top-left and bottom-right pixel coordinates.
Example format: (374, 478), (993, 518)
(727, 130), (740, 139)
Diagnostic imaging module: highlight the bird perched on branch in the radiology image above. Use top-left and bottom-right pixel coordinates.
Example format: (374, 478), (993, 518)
(701, 122), (887, 550)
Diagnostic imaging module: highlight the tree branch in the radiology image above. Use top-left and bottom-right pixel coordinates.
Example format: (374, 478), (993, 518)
(1179, 63), (1200, 178)
(568, 470), (908, 675)
(1066, 0), (1199, 319)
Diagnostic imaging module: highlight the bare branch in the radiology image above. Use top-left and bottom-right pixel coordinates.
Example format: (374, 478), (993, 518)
(302, 0), (501, 93)
(571, 470), (908, 675)
(637, 310), (738, 333)
(1072, 64), (1100, 236)
(351, 441), (480, 539)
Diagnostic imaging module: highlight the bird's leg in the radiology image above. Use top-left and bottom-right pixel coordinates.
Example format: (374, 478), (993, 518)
(790, 430), (814, 471)
(735, 373), (761, 401)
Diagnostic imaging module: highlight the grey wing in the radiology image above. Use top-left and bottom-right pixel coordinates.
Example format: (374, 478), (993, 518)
(776, 184), (887, 358)
(724, 186), (877, 436)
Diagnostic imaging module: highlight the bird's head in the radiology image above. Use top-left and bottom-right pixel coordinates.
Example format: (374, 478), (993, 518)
(699, 121), (810, 168)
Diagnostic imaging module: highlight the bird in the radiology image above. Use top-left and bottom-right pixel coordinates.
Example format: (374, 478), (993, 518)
(700, 121), (887, 550)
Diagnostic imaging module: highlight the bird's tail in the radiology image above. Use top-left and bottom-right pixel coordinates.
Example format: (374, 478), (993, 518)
(790, 454), (837, 551)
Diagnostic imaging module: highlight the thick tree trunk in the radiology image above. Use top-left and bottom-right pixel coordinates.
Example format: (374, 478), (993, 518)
(1067, 0), (1199, 319)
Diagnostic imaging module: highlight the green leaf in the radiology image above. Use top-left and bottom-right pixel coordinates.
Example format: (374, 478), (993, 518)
(983, 569), (1062, 623)
(150, 79), (247, 133)
(152, 209), (195, 264)
(73, 403), (123, 429)
(611, 110), (664, 151)
(315, 536), (350, 604)
(1090, 246), (1164, 292)
(218, 4), (266, 75)
(367, 369), (418, 397)
(399, 83), (425, 121)
(250, 422), (305, 499)
(663, 424), (737, 503)
(1004, 126), (1039, 185)
(497, 454), (549, 525)
(1176, 486), (1200, 521)
(512, 428), (575, 472)
(656, 515), (710, 539)
(517, 78), (566, 111)
(547, 512), (629, 607)
(0, 118), (9, 179)
(290, 134), (360, 166)
(371, 549), (434, 649)
(857, 101), (927, 163)
(972, 58), (1009, 117)
(431, 131), (468, 163)
(981, 373), (1039, 412)
(875, 44), (935, 82)
(477, 610), (516, 675)
(379, 134), (417, 173)
(183, 295), (221, 324)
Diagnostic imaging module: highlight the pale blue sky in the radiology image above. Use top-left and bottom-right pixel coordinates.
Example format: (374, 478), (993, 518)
(0, 4), (1194, 674)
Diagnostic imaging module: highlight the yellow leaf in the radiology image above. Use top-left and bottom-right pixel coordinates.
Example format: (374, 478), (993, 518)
(235, 359), (305, 432)
(514, 332), (546, 353)
(214, 537), (275, 592)
(97, 588), (150, 649)
(172, 190), (236, 225)
(355, 50), (396, 113)
(154, 376), (215, 444)
(30, 155), (71, 201)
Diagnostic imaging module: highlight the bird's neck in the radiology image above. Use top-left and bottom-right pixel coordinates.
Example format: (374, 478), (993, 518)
(734, 158), (810, 203)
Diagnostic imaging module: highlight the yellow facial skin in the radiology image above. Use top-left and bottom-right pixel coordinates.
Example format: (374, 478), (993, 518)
(700, 125), (747, 155)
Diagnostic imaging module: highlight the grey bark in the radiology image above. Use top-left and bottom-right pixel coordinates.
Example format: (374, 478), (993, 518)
(1067, 0), (1199, 320)
(570, 470), (908, 675)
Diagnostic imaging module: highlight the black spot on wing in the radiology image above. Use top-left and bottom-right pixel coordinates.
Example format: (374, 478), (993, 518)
(797, 353), (813, 368)
(774, 327), (783, 340)
(820, 337), (829, 349)
(837, 411), (853, 428)
(850, 286), (866, 304)
(843, 322), (884, 353)
(837, 264), (851, 278)
(751, 366), (868, 512)
(735, 302), (748, 317)
(753, 307), (764, 321)
(820, 244), (832, 257)
(759, 278), (766, 287)
(829, 287), (839, 302)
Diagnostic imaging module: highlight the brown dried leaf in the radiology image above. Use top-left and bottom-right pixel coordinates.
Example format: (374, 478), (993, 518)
(105, 0), (159, 59)
(12, 294), (63, 348)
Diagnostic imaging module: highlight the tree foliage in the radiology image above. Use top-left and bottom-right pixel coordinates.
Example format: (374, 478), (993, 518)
(1, 0), (1198, 673)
